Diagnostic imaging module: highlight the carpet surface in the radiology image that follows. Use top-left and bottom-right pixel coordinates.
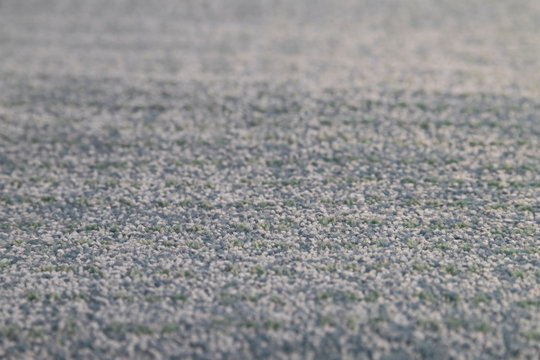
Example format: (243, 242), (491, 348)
(0, 1), (539, 358)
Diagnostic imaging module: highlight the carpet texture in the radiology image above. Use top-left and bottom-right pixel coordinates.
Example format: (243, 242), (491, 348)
(1, 1), (539, 358)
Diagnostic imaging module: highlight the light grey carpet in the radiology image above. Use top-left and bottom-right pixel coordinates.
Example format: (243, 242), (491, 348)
(0, 1), (539, 358)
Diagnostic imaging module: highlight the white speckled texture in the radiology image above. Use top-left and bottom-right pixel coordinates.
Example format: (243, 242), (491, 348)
(0, 1), (539, 359)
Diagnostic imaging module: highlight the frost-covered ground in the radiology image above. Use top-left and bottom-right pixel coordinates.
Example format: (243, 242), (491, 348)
(0, 1), (539, 359)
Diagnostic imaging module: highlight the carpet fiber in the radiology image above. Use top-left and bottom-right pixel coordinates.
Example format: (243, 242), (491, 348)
(1, 1), (539, 358)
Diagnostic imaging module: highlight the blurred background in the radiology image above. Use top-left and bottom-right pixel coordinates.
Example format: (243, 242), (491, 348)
(1, 0), (540, 95)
